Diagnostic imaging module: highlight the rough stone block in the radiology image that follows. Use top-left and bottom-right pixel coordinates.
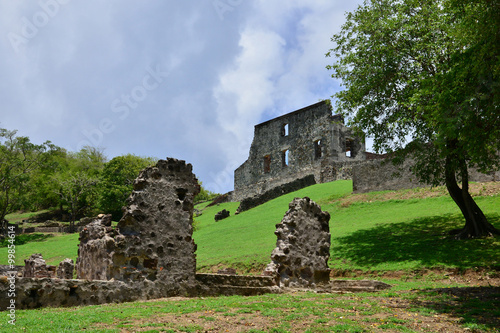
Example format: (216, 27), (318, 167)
(214, 209), (230, 221)
(57, 259), (75, 280)
(23, 254), (52, 278)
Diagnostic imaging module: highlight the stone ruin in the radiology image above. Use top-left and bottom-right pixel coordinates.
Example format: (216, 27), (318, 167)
(76, 158), (200, 294)
(263, 197), (391, 292)
(0, 158), (390, 311)
(56, 259), (74, 280)
(23, 254), (74, 280)
(264, 197), (331, 287)
(76, 214), (114, 280)
(234, 101), (366, 203)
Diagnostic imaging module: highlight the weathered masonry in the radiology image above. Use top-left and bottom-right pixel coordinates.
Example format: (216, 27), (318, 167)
(0, 158), (279, 310)
(234, 101), (365, 201)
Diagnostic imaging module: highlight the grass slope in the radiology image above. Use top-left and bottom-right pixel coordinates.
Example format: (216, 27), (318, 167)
(194, 180), (500, 273)
(1, 180), (498, 274)
(193, 181), (354, 272)
(0, 233), (79, 266)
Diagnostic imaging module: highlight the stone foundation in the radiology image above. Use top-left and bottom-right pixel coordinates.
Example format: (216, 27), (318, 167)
(0, 274), (280, 310)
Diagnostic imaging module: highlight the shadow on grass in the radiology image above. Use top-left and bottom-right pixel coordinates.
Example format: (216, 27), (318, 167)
(333, 213), (500, 269)
(0, 233), (53, 248)
(413, 287), (500, 331)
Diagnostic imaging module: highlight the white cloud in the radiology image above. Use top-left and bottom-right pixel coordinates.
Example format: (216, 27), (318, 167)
(0, 0), (363, 194)
(214, 28), (286, 144)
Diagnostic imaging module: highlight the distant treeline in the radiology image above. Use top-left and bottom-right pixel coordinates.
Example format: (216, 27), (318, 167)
(0, 128), (218, 234)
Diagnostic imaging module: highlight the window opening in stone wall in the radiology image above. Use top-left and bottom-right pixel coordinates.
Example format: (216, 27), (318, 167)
(345, 139), (353, 158)
(281, 123), (289, 137)
(282, 149), (289, 167)
(314, 140), (322, 160)
(263, 155), (271, 173)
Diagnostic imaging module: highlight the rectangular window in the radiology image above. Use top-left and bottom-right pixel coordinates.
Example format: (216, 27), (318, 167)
(282, 149), (289, 167)
(345, 139), (353, 158)
(314, 140), (322, 159)
(281, 123), (289, 137)
(263, 155), (271, 173)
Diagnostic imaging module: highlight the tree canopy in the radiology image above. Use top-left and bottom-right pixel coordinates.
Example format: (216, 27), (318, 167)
(0, 127), (217, 231)
(0, 129), (55, 234)
(327, 0), (499, 238)
(99, 154), (157, 220)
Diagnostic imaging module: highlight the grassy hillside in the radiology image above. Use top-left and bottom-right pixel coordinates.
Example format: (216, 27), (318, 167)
(1, 181), (499, 332)
(193, 181), (354, 272)
(1, 180), (499, 274)
(193, 180), (500, 273)
(0, 233), (79, 266)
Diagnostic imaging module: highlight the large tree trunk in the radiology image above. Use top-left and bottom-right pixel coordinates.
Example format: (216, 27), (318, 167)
(445, 156), (499, 239)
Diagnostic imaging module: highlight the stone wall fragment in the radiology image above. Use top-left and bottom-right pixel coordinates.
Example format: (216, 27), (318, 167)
(76, 214), (116, 280)
(265, 197), (331, 287)
(57, 258), (75, 279)
(23, 253), (52, 278)
(75, 158), (200, 296)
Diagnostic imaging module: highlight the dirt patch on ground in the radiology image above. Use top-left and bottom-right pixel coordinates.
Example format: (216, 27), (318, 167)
(93, 285), (500, 332)
(331, 267), (500, 286)
(91, 269), (499, 333)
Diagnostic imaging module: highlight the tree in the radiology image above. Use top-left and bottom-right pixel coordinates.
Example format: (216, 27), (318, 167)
(0, 129), (54, 235)
(53, 172), (99, 232)
(327, 0), (499, 238)
(22, 146), (68, 212)
(99, 154), (157, 220)
(194, 181), (219, 204)
(51, 147), (105, 232)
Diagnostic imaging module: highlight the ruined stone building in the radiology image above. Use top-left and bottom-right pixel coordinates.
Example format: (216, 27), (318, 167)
(233, 101), (365, 201)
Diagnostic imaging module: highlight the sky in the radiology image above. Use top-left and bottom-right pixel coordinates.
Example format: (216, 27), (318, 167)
(0, 0), (364, 194)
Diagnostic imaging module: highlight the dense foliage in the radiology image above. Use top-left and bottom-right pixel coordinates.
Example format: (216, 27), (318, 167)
(0, 128), (215, 232)
(327, 0), (499, 238)
(99, 154), (157, 220)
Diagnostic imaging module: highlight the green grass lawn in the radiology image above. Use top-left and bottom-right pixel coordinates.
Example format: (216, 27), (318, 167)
(0, 233), (79, 266)
(1, 180), (499, 273)
(1, 181), (499, 332)
(1, 282), (498, 332)
(194, 180), (500, 273)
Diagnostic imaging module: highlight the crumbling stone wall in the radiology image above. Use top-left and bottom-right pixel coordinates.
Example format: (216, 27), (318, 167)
(0, 273), (280, 310)
(76, 158), (200, 295)
(264, 197), (331, 287)
(352, 158), (500, 193)
(76, 214), (114, 280)
(234, 101), (365, 202)
(236, 175), (316, 214)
